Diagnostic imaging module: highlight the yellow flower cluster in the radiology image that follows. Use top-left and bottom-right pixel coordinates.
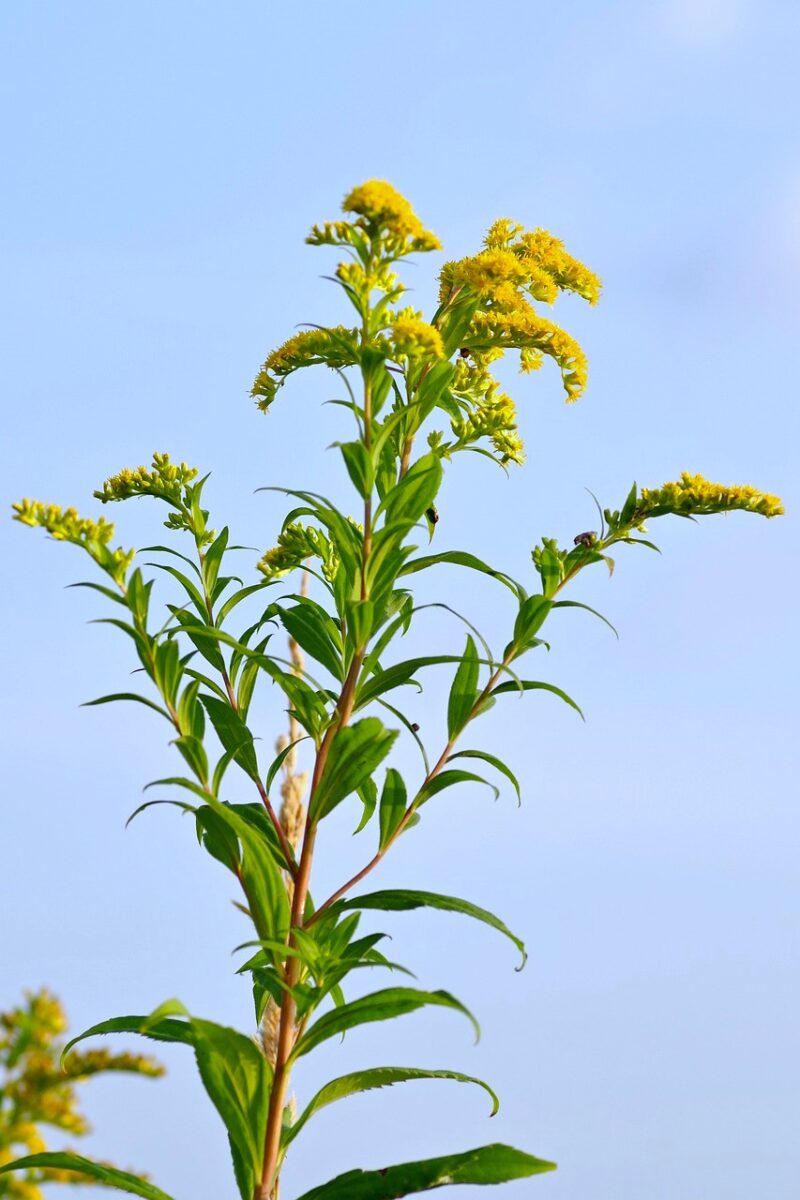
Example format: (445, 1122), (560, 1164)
(258, 522), (339, 582)
(94, 452), (198, 508)
(484, 221), (602, 305)
(388, 310), (445, 362)
(639, 474), (784, 519)
(11, 500), (134, 584)
(0, 990), (163, 1200)
(308, 179), (441, 254)
(252, 326), (360, 412)
(439, 218), (599, 407)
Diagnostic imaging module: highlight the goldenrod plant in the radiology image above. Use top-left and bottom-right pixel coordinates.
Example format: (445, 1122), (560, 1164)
(0, 990), (162, 1200)
(5, 182), (782, 1200)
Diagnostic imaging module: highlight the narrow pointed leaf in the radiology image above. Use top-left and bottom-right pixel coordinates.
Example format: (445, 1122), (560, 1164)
(340, 889), (526, 968)
(285, 1067), (499, 1149)
(294, 1143), (556, 1200)
(82, 693), (171, 720)
(490, 679), (584, 719)
(447, 635), (479, 738)
(448, 751), (521, 805)
(0, 1154), (175, 1200)
(293, 987), (478, 1060)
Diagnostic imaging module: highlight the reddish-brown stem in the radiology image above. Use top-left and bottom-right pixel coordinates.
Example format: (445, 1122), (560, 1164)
(308, 651), (514, 926)
(257, 654), (364, 1199)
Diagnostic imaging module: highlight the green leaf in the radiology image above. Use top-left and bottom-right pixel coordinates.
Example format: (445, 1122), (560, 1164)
(552, 599), (619, 638)
(284, 1067), (499, 1150)
(340, 890), (526, 969)
(399, 551), (521, 597)
(81, 693), (171, 720)
(201, 526), (229, 596)
(448, 750), (521, 806)
(490, 679), (584, 719)
(338, 440), (374, 498)
(353, 777), (378, 834)
(447, 635), (479, 739)
(512, 596), (552, 647)
(356, 654), (464, 709)
(278, 602), (343, 680)
(62, 1011), (270, 1200)
(418, 769), (499, 803)
(293, 987), (479, 1060)
(199, 695), (260, 782)
(200, 794), (292, 937)
(173, 735), (209, 784)
(0, 1154), (175, 1200)
(380, 453), (443, 526)
(311, 718), (398, 822)
(378, 768), (407, 851)
(147, 561), (207, 618)
(294, 1143), (555, 1200)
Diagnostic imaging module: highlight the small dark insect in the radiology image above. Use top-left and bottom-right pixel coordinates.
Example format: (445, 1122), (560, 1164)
(410, 723), (420, 733)
(378, 1169), (389, 1178)
(426, 505), (439, 525)
(573, 531), (597, 547)
(459, 347), (470, 358)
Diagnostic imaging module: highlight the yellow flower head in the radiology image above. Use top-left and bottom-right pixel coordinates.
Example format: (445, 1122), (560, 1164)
(639, 473), (784, 519)
(95, 452), (199, 508)
(388, 310), (445, 362)
(11, 500), (134, 585)
(308, 180), (441, 255)
(252, 326), (360, 412)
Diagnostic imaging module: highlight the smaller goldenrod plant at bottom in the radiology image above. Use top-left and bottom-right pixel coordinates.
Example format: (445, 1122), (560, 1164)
(0, 990), (163, 1200)
(3, 181), (783, 1200)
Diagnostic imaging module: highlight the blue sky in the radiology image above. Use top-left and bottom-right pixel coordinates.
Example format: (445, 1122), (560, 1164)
(1, 2), (797, 1198)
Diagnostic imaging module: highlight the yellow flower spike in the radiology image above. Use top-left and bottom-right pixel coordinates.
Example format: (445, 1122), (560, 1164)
(639, 473), (784, 519)
(252, 326), (360, 412)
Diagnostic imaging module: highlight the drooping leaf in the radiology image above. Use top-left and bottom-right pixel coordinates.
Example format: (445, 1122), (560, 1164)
(293, 987), (479, 1060)
(447, 635), (480, 739)
(448, 751), (521, 806)
(294, 1143), (555, 1200)
(81, 693), (171, 720)
(311, 718), (398, 822)
(284, 1067), (499, 1150)
(552, 599), (619, 637)
(399, 550), (521, 597)
(417, 769), (499, 804)
(339, 889), (526, 968)
(0, 1154), (175, 1200)
(490, 679), (584, 719)
(62, 1011), (270, 1200)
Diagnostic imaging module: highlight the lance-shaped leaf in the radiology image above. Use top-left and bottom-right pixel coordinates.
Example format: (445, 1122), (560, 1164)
(284, 1066), (499, 1150)
(199, 794), (292, 936)
(293, 987), (479, 1060)
(448, 751), (521, 806)
(490, 679), (584, 719)
(380, 452), (443, 526)
(399, 550), (522, 597)
(62, 1010), (270, 1200)
(199, 695), (260, 782)
(277, 600), (343, 681)
(294, 1143), (556, 1200)
(311, 718), (398, 821)
(0, 1154), (175, 1200)
(447, 635), (480, 739)
(339, 889), (526, 968)
(378, 767), (407, 850)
